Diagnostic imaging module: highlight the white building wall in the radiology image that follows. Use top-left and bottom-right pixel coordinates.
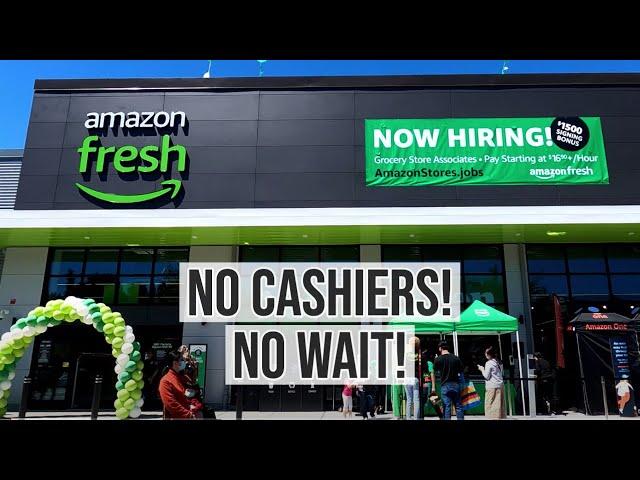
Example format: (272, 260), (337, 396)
(0, 247), (49, 407)
(181, 246), (237, 409)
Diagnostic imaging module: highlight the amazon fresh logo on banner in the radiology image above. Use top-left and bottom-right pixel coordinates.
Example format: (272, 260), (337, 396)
(76, 111), (188, 204)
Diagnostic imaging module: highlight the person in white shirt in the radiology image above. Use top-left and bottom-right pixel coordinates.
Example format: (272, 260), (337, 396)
(477, 346), (506, 419)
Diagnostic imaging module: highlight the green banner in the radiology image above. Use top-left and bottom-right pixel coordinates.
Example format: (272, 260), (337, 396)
(189, 344), (207, 394)
(365, 117), (608, 186)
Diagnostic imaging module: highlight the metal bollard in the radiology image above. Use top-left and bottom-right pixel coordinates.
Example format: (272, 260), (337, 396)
(18, 377), (32, 419)
(601, 377), (609, 419)
(235, 385), (243, 420)
(90, 375), (103, 420)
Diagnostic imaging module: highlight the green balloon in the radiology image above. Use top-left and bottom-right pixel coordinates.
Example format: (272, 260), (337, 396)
(104, 335), (114, 345)
(91, 312), (102, 322)
(36, 315), (48, 326)
(60, 304), (72, 314)
(0, 344), (12, 355)
(125, 379), (137, 392)
(113, 326), (126, 337)
(125, 361), (137, 373)
(34, 306), (45, 316)
(83, 298), (95, 306)
(103, 323), (115, 335)
(112, 348), (119, 357)
(2, 388), (10, 399)
(131, 370), (143, 381)
(124, 398), (136, 410)
(130, 389), (142, 401)
(1, 354), (15, 364)
(130, 351), (141, 362)
(115, 380), (125, 390)
(0, 397), (7, 409)
(48, 318), (62, 327)
(95, 322), (105, 333)
(114, 399), (124, 410)
(113, 316), (125, 327)
(116, 389), (130, 401)
(15, 318), (28, 329)
(25, 315), (38, 327)
(136, 379), (144, 390)
(99, 306), (111, 315)
(112, 337), (124, 350)
(10, 338), (24, 349)
(0, 371), (7, 381)
(136, 361), (144, 370)
(52, 310), (64, 321)
(118, 371), (132, 383)
(13, 348), (25, 358)
(132, 341), (141, 352)
(115, 407), (129, 419)
(20, 335), (34, 345)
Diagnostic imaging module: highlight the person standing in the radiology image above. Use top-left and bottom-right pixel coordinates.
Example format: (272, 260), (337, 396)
(434, 341), (464, 420)
(421, 350), (436, 416)
(478, 346), (506, 419)
(533, 352), (555, 415)
(158, 351), (197, 419)
(342, 380), (353, 418)
(404, 336), (421, 420)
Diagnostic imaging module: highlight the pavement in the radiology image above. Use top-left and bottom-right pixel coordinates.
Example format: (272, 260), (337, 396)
(2, 410), (638, 420)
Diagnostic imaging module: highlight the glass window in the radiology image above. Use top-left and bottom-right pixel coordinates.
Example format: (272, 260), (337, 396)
(611, 275), (640, 297)
(154, 276), (180, 303)
(422, 246), (460, 263)
(241, 246), (279, 262)
(120, 248), (153, 275)
(463, 246), (503, 274)
(279, 246), (318, 262)
(49, 250), (84, 276)
(382, 246), (421, 262)
(529, 275), (569, 296)
(570, 275), (609, 296)
(567, 246), (606, 273)
(527, 246), (566, 274)
(154, 248), (188, 275)
(320, 246), (359, 262)
(118, 277), (152, 304)
(84, 249), (118, 275)
(81, 277), (116, 304)
(607, 246), (640, 273)
(464, 275), (504, 304)
(47, 277), (82, 299)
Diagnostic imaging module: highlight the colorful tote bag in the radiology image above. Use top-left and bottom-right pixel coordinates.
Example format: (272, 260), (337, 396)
(460, 378), (481, 411)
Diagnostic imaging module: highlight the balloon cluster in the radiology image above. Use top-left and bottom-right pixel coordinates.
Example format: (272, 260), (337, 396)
(0, 297), (144, 420)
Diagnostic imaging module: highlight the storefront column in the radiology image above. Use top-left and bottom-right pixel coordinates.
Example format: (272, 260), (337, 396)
(0, 247), (49, 408)
(181, 245), (237, 410)
(503, 243), (535, 415)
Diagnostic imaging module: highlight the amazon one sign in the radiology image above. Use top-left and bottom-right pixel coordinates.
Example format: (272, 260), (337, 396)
(76, 111), (188, 204)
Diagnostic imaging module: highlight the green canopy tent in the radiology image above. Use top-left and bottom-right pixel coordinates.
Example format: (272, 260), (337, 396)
(389, 301), (525, 416)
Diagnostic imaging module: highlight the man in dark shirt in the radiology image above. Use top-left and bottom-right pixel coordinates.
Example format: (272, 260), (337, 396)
(434, 341), (464, 420)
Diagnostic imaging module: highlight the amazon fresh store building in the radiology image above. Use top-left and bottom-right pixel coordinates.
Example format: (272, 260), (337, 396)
(0, 74), (640, 413)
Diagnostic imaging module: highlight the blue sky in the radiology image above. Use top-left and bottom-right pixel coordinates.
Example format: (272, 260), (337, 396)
(2, 60), (640, 148)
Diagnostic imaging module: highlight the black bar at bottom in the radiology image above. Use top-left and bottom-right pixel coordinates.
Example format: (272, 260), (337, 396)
(236, 386), (243, 420)
(18, 377), (32, 419)
(90, 375), (103, 420)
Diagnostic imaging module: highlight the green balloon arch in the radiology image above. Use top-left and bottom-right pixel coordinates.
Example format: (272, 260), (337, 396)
(0, 296), (144, 420)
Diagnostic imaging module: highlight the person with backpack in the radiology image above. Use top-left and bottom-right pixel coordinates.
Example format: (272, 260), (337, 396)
(477, 346), (506, 419)
(434, 341), (464, 420)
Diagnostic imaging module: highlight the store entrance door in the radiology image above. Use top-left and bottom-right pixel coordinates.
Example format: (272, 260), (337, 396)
(70, 353), (115, 409)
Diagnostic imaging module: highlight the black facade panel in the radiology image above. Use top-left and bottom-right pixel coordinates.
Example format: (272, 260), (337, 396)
(15, 76), (640, 210)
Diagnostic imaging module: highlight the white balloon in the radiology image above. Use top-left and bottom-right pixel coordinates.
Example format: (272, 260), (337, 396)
(128, 407), (141, 418)
(1, 332), (12, 342)
(77, 304), (89, 317)
(64, 296), (76, 305)
(117, 354), (130, 367)
(114, 364), (123, 374)
(124, 333), (135, 343)
(121, 343), (133, 355)
(34, 325), (47, 334)
(7, 372), (15, 381)
(11, 330), (23, 340)
(136, 398), (144, 408)
(22, 327), (35, 337)
(0, 381), (11, 391)
(125, 326), (133, 334)
(80, 316), (93, 325)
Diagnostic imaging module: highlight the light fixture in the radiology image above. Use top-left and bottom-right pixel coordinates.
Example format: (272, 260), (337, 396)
(546, 231), (567, 237)
(84, 236), (90, 240)
(127, 243), (140, 247)
(602, 305), (607, 310)
(628, 232), (636, 236)
(302, 234), (308, 239)
(243, 242), (250, 245)
(515, 233), (521, 237)
(192, 236), (198, 240)
(409, 234), (415, 238)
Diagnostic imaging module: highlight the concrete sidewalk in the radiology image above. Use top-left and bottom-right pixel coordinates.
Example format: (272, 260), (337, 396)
(2, 410), (638, 420)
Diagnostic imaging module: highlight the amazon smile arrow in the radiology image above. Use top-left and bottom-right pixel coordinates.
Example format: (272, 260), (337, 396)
(76, 179), (183, 204)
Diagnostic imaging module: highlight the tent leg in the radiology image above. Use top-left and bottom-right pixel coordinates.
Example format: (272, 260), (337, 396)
(516, 331), (526, 417)
(453, 331), (459, 356)
(498, 334), (504, 360)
